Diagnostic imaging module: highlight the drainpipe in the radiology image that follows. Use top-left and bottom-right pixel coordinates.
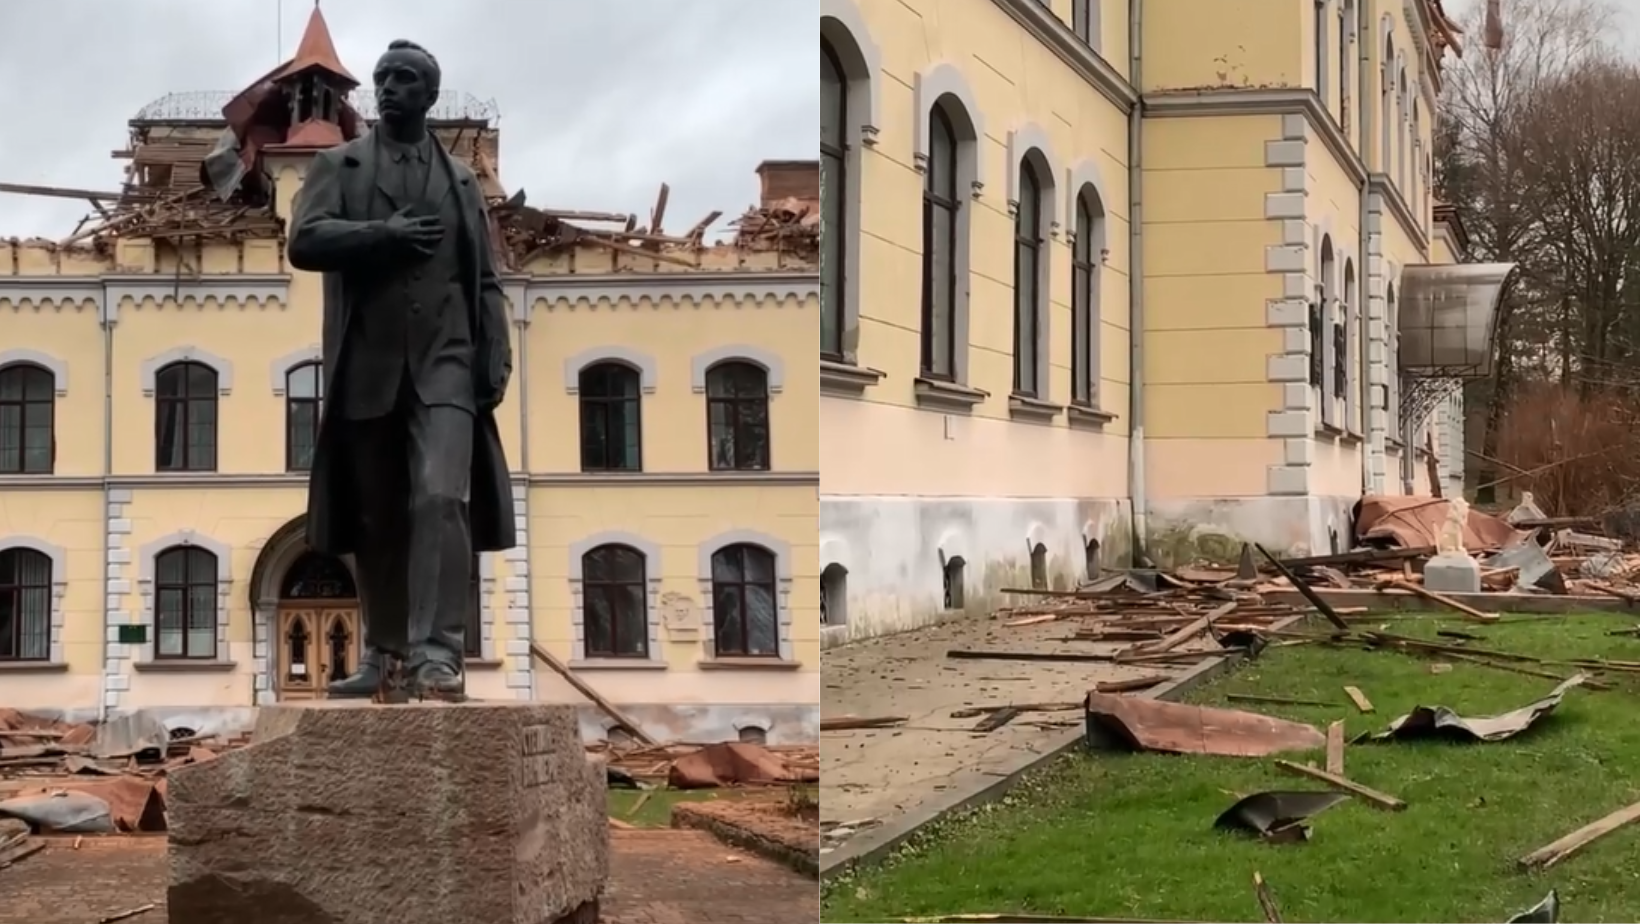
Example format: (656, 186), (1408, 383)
(1356, 0), (1373, 497)
(1126, 0), (1148, 563)
(98, 305), (114, 723)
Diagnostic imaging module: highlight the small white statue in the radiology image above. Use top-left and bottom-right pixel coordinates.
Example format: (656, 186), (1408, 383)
(1436, 497), (1470, 555)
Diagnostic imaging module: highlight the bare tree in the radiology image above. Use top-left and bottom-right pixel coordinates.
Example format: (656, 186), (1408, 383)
(1434, 0), (1617, 499)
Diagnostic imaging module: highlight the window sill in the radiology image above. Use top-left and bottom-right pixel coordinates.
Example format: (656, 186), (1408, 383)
(1340, 429), (1364, 446)
(913, 377), (987, 412)
(0, 661), (68, 674)
(1067, 403), (1118, 429)
(820, 359), (885, 395)
(1008, 394), (1062, 422)
(1314, 422), (1345, 441)
(134, 659), (238, 673)
(568, 659), (667, 671)
(698, 658), (803, 671)
(466, 658), (503, 671)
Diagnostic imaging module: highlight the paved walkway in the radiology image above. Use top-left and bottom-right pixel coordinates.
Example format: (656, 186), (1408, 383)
(0, 830), (817, 924)
(821, 614), (1206, 854)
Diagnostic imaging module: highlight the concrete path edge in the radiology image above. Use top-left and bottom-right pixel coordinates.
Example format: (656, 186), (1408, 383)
(818, 611), (1310, 880)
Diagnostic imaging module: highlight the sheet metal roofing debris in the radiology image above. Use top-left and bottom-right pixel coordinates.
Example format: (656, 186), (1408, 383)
(1084, 693), (1326, 757)
(1214, 790), (1350, 843)
(1363, 674), (1586, 744)
(1507, 890), (1560, 923)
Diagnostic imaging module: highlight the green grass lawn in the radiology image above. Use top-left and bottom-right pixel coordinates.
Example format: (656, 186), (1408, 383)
(606, 787), (754, 827)
(822, 613), (1640, 923)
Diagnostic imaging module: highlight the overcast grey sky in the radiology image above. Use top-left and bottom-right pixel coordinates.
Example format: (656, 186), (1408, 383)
(0, 0), (815, 239)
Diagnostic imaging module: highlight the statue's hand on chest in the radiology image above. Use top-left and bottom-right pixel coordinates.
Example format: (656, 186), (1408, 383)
(382, 204), (444, 259)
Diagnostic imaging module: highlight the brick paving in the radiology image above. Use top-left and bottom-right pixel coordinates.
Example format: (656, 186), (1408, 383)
(0, 830), (817, 924)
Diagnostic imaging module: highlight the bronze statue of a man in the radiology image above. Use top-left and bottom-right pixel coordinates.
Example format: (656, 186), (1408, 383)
(287, 39), (516, 698)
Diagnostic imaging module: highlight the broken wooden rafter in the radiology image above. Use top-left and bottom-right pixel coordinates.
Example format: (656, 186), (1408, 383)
(1273, 759), (1405, 811)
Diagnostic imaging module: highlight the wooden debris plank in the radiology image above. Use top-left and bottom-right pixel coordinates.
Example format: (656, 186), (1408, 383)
(1225, 693), (1335, 709)
(1253, 871), (1283, 923)
(1383, 579), (1499, 623)
(1343, 686), (1374, 713)
(1093, 675), (1170, 694)
(1326, 721), (1345, 775)
(1519, 797), (1640, 869)
(820, 716), (906, 731)
(528, 641), (658, 746)
(1136, 602), (1237, 655)
(1273, 759), (1405, 810)
(973, 707), (1022, 733)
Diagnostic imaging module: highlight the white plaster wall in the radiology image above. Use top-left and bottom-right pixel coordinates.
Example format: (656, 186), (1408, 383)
(1147, 494), (1357, 566)
(819, 495), (1130, 645)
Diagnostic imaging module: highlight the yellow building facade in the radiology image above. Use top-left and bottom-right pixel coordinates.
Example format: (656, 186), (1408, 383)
(0, 16), (819, 742)
(820, 0), (1503, 642)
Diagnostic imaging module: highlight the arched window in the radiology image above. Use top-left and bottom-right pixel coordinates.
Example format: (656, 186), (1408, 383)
(1342, 259), (1357, 430)
(821, 39), (848, 361)
(1339, 1), (1354, 135)
(279, 550), (356, 599)
(1029, 542), (1048, 589)
(942, 554), (966, 610)
(1398, 66), (1409, 191)
(578, 362), (642, 472)
(581, 544), (649, 658)
(1072, 0), (1099, 48)
(1411, 100), (1422, 210)
(705, 362), (770, 471)
(1072, 186), (1104, 407)
(154, 545), (218, 659)
(820, 563), (848, 626)
(1387, 282), (1401, 439)
(710, 543), (779, 658)
(1013, 157), (1044, 397)
(0, 548), (51, 661)
(1313, 0), (1329, 105)
(1381, 35), (1395, 173)
(155, 362), (218, 472)
(0, 364), (54, 475)
(921, 102), (960, 380)
(1312, 236), (1335, 417)
(465, 553), (483, 659)
(285, 362), (323, 472)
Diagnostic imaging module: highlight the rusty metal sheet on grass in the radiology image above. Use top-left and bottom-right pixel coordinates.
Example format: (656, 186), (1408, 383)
(1365, 675), (1586, 743)
(1084, 693), (1326, 757)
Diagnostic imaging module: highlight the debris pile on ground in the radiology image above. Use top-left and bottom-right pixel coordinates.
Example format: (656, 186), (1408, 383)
(0, 710), (249, 842)
(1245, 493), (1640, 601)
(587, 739), (818, 789)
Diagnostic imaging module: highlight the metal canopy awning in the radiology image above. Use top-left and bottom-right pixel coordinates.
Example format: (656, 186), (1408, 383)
(1396, 262), (1518, 376)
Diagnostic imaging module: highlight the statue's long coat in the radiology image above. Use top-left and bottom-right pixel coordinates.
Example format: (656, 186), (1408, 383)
(289, 129), (517, 556)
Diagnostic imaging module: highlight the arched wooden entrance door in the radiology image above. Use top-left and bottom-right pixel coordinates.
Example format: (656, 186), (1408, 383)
(275, 550), (362, 700)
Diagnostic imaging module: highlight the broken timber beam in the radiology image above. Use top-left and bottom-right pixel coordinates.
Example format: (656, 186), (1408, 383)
(1255, 544), (1351, 631)
(528, 641), (657, 746)
(1273, 759), (1405, 810)
(1519, 797), (1640, 869)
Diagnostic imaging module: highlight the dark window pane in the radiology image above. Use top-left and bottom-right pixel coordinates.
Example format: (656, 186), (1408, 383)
(616, 583), (648, 657)
(186, 363), (217, 397)
(820, 149), (846, 358)
(711, 549), (742, 583)
(821, 43), (845, 148)
(745, 584), (779, 656)
(156, 588), (185, 657)
(928, 202), (954, 375)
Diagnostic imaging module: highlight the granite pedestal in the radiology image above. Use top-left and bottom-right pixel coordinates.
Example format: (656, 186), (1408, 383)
(166, 701), (608, 924)
(1424, 551), (1483, 594)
